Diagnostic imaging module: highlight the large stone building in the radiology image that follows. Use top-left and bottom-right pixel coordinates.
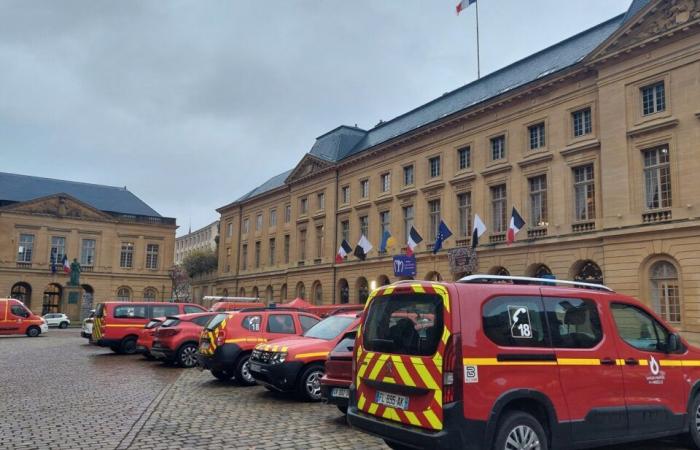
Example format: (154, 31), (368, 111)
(0, 172), (176, 320)
(209, 0), (700, 339)
(175, 220), (219, 265)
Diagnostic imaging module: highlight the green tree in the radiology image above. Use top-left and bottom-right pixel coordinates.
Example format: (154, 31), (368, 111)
(181, 249), (218, 277)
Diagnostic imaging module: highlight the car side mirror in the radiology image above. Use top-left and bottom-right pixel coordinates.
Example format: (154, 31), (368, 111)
(667, 333), (682, 353)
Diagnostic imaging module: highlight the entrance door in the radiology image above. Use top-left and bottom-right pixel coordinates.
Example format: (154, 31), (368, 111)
(42, 284), (62, 314)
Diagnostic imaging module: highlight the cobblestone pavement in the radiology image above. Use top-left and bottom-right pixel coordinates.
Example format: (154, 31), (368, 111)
(0, 330), (695, 450)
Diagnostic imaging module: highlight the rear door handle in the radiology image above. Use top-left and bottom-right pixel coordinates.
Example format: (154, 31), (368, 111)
(624, 358), (639, 365)
(600, 358), (615, 365)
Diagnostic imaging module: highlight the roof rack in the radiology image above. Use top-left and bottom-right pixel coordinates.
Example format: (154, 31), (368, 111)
(458, 274), (613, 292)
(236, 307), (301, 313)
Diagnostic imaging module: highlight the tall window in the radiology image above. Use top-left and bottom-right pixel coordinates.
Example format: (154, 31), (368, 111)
(269, 238), (276, 265)
(528, 123), (545, 150)
(359, 215), (369, 237)
(17, 234), (34, 263)
(116, 287), (131, 301)
(81, 239), (96, 266)
(283, 235), (290, 264)
(428, 199), (441, 242)
(644, 146), (672, 210)
(300, 197), (308, 214)
(340, 220), (350, 243)
(380, 173), (391, 193)
(269, 209), (277, 227)
(299, 229), (307, 260)
(403, 206), (414, 244)
(284, 205), (291, 223)
(254, 241), (261, 268)
(241, 244), (248, 270)
(144, 288), (157, 301)
(573, 165), (595, 221)
(242, 218), (250, 234)
(227, 222), (233, 237)
(256, 213), (263, 230)
(145, 244), (159, 269)
(490, 135), (506, 161)
(341, 185), (350, 204)
(120, 242), (134, 268)
(457, 193), (471, 238)
(429, 156), (441, 178)
(360, 179), (369, 198)
(458, 146), (471, 170)
(642, 81), (665, 116)
(380, 211), (390, 238)
(491, 185), (507, 233)
(650, 261), (680, 323)
(403, 165), (414, 185)
(529, 175), (548, 227)
(572, 107), (592, 137)
(50, 236), (66, 265)
(315, 225), (324, 258)
(317, 192), (325, 210)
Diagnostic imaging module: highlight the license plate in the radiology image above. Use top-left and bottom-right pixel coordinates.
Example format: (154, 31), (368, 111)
(375, 391), (409, 410)
(199, 342), (209, 351)
(249, 362), (261, 372)
(331, 387), (349, 399)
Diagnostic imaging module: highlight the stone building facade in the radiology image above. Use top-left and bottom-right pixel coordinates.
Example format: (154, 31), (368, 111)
(175, 220), (219, 265)
(211, 0), (700, 338)
(0, 173), (176, 320)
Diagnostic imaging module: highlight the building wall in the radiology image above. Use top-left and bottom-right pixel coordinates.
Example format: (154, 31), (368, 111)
(175, 221), (219, 264)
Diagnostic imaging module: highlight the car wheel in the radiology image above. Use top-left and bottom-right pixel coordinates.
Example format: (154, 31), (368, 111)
(298, 364), (324, 401)
(235, 354), (256, 386)
(211, 369), (234, 381)
(26, 326), (41, 337)
(688, 394), (700, 449)
(177, 343), (198, 368)
(493, 411), (548, 450)
(119, 337), (137, 355)
(59, 321), (68, 329)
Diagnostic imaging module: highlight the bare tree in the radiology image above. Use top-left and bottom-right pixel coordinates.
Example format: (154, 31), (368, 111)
(169, 266), (191, 302)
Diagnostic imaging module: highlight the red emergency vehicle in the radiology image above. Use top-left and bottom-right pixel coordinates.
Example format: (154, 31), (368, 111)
(0, 298), (48, 337)
(91, 301), (205, 354)
(320, 330), (356, 413)
(150, 312), (218, 367)
(249, 312), (360, 401)
(197, 307), (321, 384)
(135, 317), (164, 359)
(349, 275), (700, 450)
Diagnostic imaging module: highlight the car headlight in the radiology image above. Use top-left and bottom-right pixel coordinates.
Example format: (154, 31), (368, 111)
(271, 352), (287, 364)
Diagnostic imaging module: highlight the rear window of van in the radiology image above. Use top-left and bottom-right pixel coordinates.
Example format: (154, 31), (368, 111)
(363, 294), (443, 356)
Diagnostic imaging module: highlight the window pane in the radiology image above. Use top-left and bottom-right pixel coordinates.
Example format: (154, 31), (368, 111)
(483, 296), (548, 347)
(611, 303), (669, 351)
(267, 314), (296, 333)
(545, 298), (602, 348)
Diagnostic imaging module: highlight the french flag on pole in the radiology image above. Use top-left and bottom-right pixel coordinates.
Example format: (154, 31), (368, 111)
(335, 240), (353, 264)
(406, 226), (423, 257)
(506, 207), (526, 245)
(456, 0), (477, 15)
(62, 255), (71, 273)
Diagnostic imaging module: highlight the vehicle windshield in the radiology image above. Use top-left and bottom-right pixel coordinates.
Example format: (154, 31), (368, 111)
(205, 313), (229, 331)
(161, 318), (179, 327)
(303, 316), (355, 340)
(363, 293), (443, 356)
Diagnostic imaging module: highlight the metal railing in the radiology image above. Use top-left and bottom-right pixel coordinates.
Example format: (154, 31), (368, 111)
(458, 274), (613, 292)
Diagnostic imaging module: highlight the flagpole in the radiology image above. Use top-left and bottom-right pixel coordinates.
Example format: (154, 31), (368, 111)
(475, 0), (481, 79)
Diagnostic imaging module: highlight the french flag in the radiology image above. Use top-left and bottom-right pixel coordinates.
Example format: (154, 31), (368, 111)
(406, 226), (423, 257)
(506, 207), (525, 245)
(335, 240), (353, 264)
(456, 0), (477, 15)
(62, 255), (71, 273)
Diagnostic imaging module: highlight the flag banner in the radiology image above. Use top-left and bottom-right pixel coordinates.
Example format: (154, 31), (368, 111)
(379, 230), (396, 253)
(472, 213), (487, 249)
(393, 255), (417, 277)
(62, 255), (71, 273)
(507, 207), (526, 245)
(406, 226), (423, 256)
(433, 220), (453, 254)
(354, 235), (373, 261)
(335, 240), (353, 263)
(456, 0), (477, 15)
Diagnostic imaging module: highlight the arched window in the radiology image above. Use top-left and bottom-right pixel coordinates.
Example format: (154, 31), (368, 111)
(425, 271), (442, 282)
(357, 277), (369, 303)
(338, 279), (349, 304)
(532, 264), (552, 278)
(239, 287), (246, 296)
(573, 260), (604, 285)
(489, 266), (510, 276)
(280, 283), (288, 301)
(252, 286), (259, 299)
(222, 288), (229, 297)
(296, 282), (306, 300)
(265, 285), (273, 303)
(377, 275), (390, 287)
(143, 287), (158, 301)
(650, 261), (680, 323)
(11, 282), (31, 307)
(117, 287), (131, 301)
(312, 281), (323, 305)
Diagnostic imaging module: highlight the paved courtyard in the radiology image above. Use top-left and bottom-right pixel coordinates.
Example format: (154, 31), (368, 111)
(0, 329), (694, 450)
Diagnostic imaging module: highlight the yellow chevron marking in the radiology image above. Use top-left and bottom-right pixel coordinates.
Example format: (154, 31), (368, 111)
(383, 286), (395, 295)
(412, 285), (425, 294)
(382, 407), (399, 421)
(368, 354), (389, 380)
(423, 409), (442, 430)
(404, 410), (421, 426)
(411, 357), (439, 389)
(383, 376), (396, 384)
(368, 403), (379, 415)
(433, 388), (442, 408)
(391, 355), (416, 387)
(358, 393), (366, 410)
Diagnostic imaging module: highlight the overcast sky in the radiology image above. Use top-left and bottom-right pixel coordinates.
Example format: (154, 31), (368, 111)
(0, 0), (632, 236)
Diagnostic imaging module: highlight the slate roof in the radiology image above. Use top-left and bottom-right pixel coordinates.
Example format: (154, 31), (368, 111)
(0, 172), (163, 218)
(309, 125), (367, 162)
(235, 169), (293, 203)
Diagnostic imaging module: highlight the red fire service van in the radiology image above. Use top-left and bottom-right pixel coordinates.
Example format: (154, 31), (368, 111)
(0, 298), (48, 337)
(348, 276), (700, 450)
(91, 301), (205, 354)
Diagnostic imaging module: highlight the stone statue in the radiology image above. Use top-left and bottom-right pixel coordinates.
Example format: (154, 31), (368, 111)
(69, 258), (81, 286)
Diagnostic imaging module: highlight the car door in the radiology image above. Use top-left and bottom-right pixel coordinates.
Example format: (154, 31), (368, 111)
(0, 301), (20, 334)
(8, 304), (29, 334)
(541, 293), (626, 442)
(264, 313), (297, 339)
(609, 302), (686, 436)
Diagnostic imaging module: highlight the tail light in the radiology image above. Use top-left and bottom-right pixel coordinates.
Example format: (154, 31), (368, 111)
(442, 333), (461, 404)
(158, 329), (180, 337)
(216, 331), (226, 346)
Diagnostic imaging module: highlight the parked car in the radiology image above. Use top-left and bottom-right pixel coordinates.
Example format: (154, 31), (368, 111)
(320, 330), (356, 413)
(0, 298), (48, 337)
(81, 310), (95, 338)
(43, 313), (70, 328)
(210, 301), (265, 312)
(249, 312), (360, 401)
(135, 318), (164, 359)
(91, 302), (205, 354)
(348, 275), (700, 450)
(150, 312), (218, 367)
(197, 307), (321, 384)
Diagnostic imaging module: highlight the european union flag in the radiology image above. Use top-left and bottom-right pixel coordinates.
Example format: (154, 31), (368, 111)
(432, 220), (453, 254)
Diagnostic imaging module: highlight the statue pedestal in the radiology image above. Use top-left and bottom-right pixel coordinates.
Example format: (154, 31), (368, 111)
(64, 285), (82, 321)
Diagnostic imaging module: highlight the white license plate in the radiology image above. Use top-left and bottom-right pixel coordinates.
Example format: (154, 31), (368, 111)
(199, 342), (209, 351)
(375, 391), (409, 410)
(331, 387), (349, 399)
(249, 362), (261, 372)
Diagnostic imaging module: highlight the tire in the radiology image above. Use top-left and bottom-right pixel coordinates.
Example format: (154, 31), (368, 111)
(492, 411), (548, 450)
(384, 442), (413, 450)
(26, 326), (40, 337)
(297, 364), (324, 402)
(235, 354), (256, 386)
(688, 394), (700, 449)
(211, 369), (234, 381)
(177, 343), (199, 368)
(59, 321), (68, 329)
(119, 337), (138, 355)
